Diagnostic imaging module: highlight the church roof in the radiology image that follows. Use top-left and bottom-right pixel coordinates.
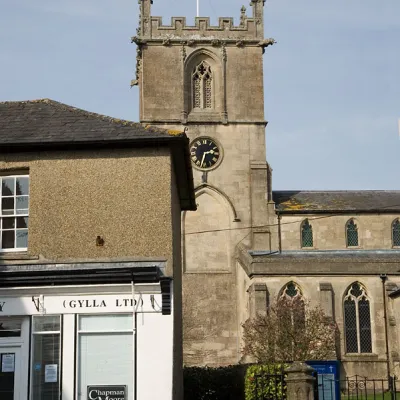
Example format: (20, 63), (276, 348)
(0, 98), (184, 148)
(273, 190), (400, 213)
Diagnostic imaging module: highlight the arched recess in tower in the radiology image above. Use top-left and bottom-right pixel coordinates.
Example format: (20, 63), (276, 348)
(184, 49), (224, 117)
(182, 186), (232, 272)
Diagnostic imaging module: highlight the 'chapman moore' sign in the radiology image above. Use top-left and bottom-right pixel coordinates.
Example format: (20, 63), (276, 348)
(87, 385), (126, 400)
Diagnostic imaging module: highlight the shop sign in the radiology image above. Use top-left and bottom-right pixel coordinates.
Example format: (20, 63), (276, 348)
(0, 293), (163, 316)
(87, 385), (126, 400)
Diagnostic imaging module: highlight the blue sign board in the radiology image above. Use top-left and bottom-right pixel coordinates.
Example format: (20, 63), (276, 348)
(306, 360), (340, 400)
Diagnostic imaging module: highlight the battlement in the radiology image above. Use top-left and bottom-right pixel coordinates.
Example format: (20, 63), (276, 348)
(137, 1), (265, 40)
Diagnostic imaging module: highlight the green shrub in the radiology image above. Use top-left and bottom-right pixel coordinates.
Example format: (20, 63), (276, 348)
(245, 364), (287, 400)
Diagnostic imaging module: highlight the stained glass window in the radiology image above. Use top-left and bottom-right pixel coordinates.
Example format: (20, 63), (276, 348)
(192, 61), (213, 110)
(344, 283), (372, 353)
(392, 219), (400, 247)
(301, 219), (313, 248)
(346, 219), (359, 247)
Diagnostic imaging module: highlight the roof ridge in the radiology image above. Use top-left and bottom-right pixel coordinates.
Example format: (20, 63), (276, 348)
(0, 98), (183, 136)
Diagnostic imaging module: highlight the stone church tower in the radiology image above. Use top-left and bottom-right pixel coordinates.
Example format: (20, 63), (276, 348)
(133, 0), (275, 365)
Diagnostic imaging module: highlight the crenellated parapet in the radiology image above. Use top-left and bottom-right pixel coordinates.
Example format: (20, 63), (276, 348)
(137, 0), (266, 40)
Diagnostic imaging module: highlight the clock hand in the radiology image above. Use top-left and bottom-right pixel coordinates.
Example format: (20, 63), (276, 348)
(200, 152), (207, 168)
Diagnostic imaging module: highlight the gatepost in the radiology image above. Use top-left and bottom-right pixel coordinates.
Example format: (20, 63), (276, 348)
(285, 362), (316, 400)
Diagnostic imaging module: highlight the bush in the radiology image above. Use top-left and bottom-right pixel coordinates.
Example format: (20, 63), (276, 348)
(184, 365), (246, 400)
(245, 364), (287, 400)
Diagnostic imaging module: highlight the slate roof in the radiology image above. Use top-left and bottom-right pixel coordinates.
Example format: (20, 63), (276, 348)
(273, 190), (400, 213)
(0, 98), (183, 147)
(0, 99), (196, 210)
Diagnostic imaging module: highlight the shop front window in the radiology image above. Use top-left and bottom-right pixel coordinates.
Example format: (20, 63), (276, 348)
(78, 314), (134, 400)
(31, 315), (61, 400)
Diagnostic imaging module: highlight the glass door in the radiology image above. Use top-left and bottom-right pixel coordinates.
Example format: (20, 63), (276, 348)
(0, 347), (20, 400)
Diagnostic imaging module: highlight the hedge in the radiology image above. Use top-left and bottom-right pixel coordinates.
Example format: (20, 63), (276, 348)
(183, 364), (288, 400)
(244, 364), (287, 400)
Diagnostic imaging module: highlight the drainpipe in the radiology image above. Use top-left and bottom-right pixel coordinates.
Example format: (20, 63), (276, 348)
(277, 212), (282, 254)
(380, 274), (391, 389)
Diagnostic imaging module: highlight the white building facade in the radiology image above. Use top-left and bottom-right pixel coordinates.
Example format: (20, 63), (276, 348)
(0, 262), (176, 400)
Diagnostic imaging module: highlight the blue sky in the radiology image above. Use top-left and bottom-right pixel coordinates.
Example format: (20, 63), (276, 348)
(1, 0), (399, 190)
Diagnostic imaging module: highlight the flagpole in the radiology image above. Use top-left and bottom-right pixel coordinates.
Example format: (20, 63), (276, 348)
(197, 0), (199, 17)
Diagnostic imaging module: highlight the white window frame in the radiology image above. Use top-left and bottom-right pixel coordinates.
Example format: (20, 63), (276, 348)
(30, 315), (62, 400)
(76, 313), (135, 400)
(0, 174), (29, 253)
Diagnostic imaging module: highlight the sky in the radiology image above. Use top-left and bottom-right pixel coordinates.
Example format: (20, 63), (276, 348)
(0, 0), (399, 190)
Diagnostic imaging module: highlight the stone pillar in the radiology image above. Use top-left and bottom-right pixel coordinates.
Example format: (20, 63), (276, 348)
(285, 362), (315, 400)
(319, 282), (333, 319)
(248, 283), (268, 317)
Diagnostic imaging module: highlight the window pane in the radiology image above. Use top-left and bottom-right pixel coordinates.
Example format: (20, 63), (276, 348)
(2, 231), (15, 249)
(79, 314), (133, 331)
(0, 318), (22, 337)
(78, 333), (133, 400)
(2, 178), (15, 196)
(344, 299), (358, 353)
(16, 230), (28, 248)
(16, 217), (28, 228)
(393, 221), (400, 246)
(359, 299), (372, 353)
(16, 177), (29, 196)
(301, 221), (313, 248)
(347, 221), (359, 247)
(31, 333), (60, 400)
(33, 316), (61, 332)
(2, 218), (15, 229)
(1, 198), (14, 215)
(16, 196), (28, 212)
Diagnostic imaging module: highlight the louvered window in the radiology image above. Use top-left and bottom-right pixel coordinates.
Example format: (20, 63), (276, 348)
(392, 219), (400, 247)
(192, 61), (213, 110)
(301, 219), (313, 248)
(346, 219), (359, 247)
(344, 283), (372, 353)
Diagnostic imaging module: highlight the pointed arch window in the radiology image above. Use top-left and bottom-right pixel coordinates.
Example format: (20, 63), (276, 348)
(192, 61), (213, 110)
(344, 282), (372, 353)
(301, 219), (313, 248)
(346, 219), (359, 247)
(280, 282), (303, 301)
(392, 219), (400, 247)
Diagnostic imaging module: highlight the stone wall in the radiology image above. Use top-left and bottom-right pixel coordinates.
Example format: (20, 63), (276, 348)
(241, 274), (400, 378)
(279, 214), (400, 250)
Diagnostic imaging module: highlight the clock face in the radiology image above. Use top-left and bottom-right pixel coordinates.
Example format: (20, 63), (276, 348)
(190, 137), (222, 170)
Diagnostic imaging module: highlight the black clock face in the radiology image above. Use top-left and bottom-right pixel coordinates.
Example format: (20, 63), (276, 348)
(190, 137), (221, 170)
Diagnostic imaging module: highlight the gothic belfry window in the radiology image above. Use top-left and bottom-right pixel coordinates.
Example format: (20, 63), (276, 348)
(392, 219), (400, 247)
(346, 219), (359, 247)
(301, 219), (313, 248)
(192, 61), (213, 110)
(344, 282), (372, 353)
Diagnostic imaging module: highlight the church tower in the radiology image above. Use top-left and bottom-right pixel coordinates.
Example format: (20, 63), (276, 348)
(133, 0), (275, 365)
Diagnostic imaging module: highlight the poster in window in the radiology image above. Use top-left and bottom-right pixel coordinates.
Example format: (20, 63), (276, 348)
(87, 385), (126, 400)
(45, 364), (58, 383)
(1, 354), (15, 372)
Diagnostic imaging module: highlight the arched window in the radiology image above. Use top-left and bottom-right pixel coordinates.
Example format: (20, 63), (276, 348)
(343, 282), (372, 353)
(392, 219), (400, 247)
(301, 219), (313, 248)
(280, 281), (303, 301)
(192, 61), (213, 110)
(346, 219), (359, 247)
